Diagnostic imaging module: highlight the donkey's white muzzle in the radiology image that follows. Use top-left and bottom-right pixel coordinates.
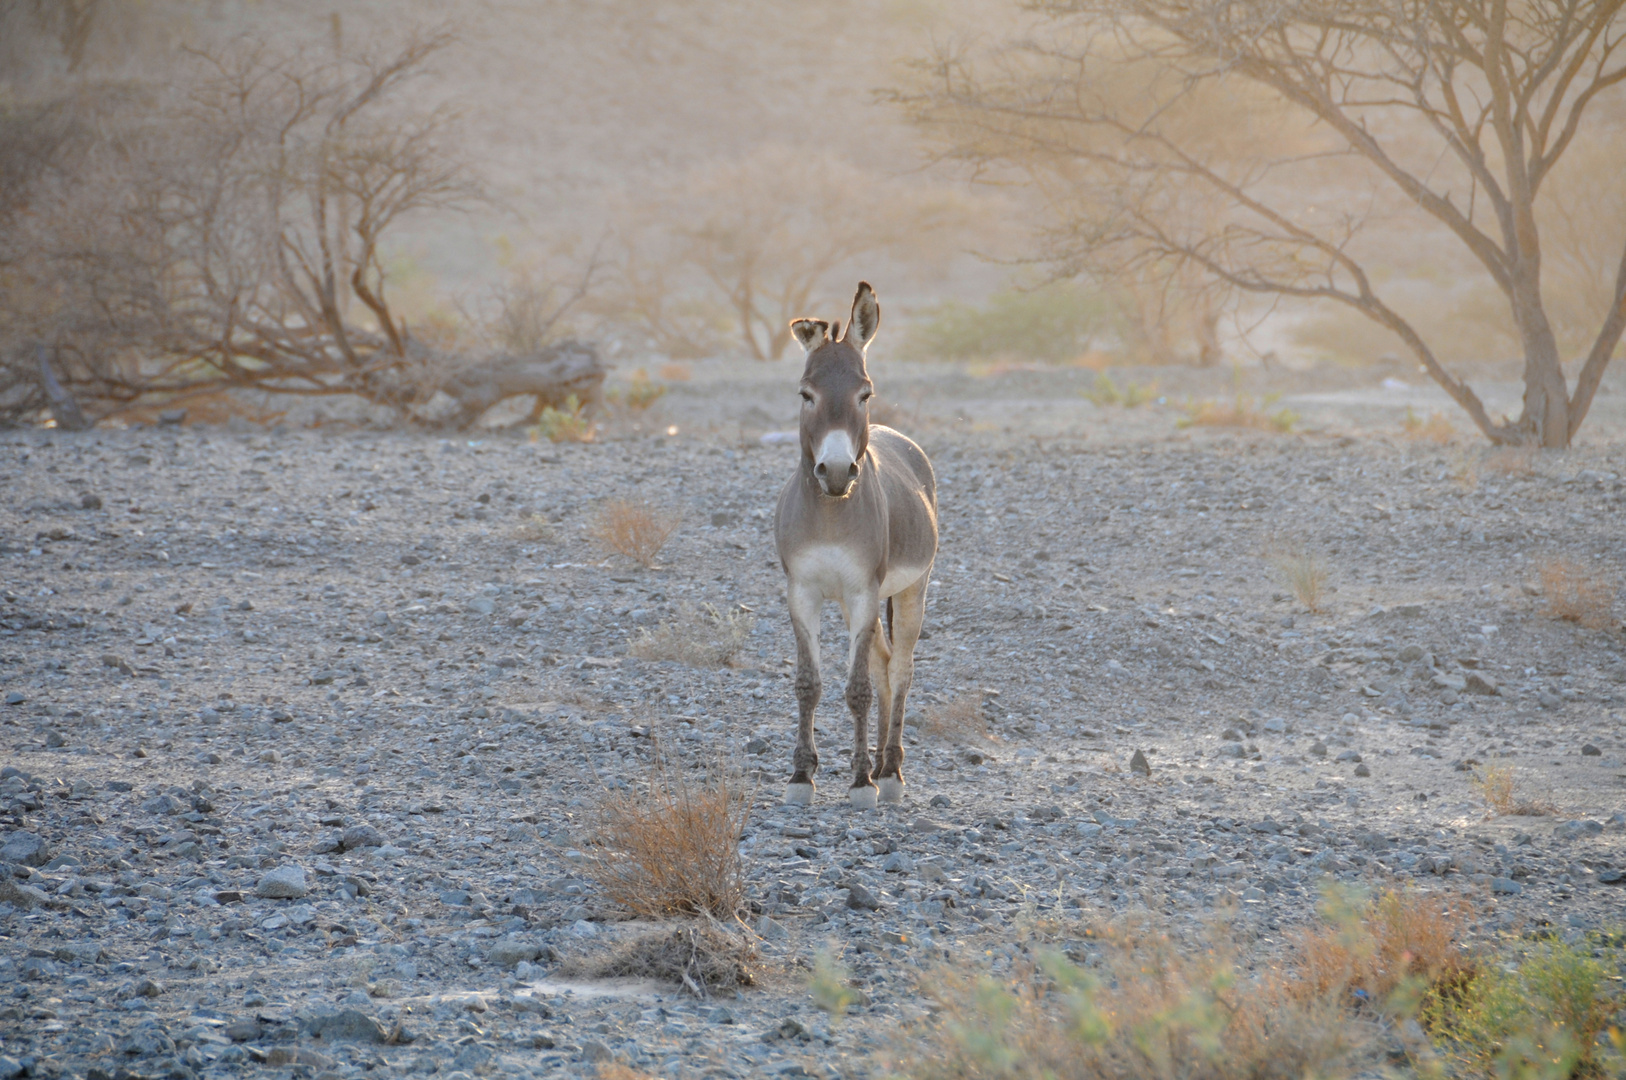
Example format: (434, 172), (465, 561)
(814, 430), (859, 496)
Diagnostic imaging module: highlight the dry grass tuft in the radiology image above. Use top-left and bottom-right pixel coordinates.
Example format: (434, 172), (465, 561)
(902, 916), (1374, 1080)
(593, 500), (681, 568)
(596, 1065), (662, 1080)
(1269, 546), (1330, 612)
(1539, 556), (1619, 630)
(587, 760), (750, 920)
(1470, 762), (1556, 817)
(628, 603), (754, 668)
(513, 513), (556, 542)
(1289, 886), (1477, 1010)
(918, 692), (991, 743)
(1402, 407), (1456, 443)
(1178, 393), (1296, 432)
(563, 925), (757, 998)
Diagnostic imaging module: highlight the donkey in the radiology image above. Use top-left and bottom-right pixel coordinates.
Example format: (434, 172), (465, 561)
(774, 282), (939, 809)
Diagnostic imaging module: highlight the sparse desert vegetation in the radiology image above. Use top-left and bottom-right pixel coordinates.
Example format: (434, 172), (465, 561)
(592, 499), (681, 568)
(5, 1), (1626, 1078)
(1540, 557), (1620, 631)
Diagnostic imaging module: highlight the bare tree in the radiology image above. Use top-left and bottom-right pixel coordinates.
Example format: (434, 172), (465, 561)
(608, 145), (973, 362)
(0, 29), (604, 428)
(896, 0), (1626, 446)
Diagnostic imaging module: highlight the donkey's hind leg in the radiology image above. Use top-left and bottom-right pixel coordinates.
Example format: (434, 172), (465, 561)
(868, 611), (894, 791)
(876, 571), (930, 801)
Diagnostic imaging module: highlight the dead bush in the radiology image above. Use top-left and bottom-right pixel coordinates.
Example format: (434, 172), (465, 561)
(587, 760), (749, 920)
(1539, 557), (1619, 630)
(918, 692), (990, 743)
(513, 514), (556, 543)
(1470, 763), (1556, 817)
(901, 916), (1375, 1080)
(629, 604), (754, 668)
(1289, 886), (1477, 1011)
(562, 925), (757, 998)
(593, 500), (680, 568)
(1269, 546), (1330, 613)
(1178, 394), (1296, 433)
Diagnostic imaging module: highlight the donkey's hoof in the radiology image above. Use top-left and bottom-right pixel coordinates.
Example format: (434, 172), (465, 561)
(848, 785), (878, 810)
(877, 777), (904, 804)
(784, 783), (815, 806)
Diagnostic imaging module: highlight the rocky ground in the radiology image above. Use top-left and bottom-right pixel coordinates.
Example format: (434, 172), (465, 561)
(2, 363), (1625, 1080)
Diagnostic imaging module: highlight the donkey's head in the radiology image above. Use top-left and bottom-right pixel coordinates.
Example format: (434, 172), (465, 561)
(790, 282), (881, 498)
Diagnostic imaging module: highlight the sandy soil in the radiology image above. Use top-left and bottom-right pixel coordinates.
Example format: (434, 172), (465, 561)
(2, 363), (1625, 1079)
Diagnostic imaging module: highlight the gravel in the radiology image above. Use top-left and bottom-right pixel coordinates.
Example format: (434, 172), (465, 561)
(2, 367), (1625, 1078)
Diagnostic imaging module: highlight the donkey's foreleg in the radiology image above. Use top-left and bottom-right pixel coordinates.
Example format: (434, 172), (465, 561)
(876, 574), (929, 802)
(786, 583), (822, 806)
(868, 618), (894, 786)
(843, 593), (881, 810)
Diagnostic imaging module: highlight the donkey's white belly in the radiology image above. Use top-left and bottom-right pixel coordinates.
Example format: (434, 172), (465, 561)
(789, 545), (927, 601)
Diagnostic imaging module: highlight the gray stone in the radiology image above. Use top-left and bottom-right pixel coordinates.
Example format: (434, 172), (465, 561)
(1465, 671), (1499, 696)
(224, 1017), (262, 1042)
(306, 1008), (389, 1043)
(1129, 749), (1151, 776)
(881, 851), (915, 874)
(255, 864), (309, 899)
(1354, 763), (1371, 777)
(844, 881), (882, 911)
(134, 977), (165, 998)
(1309, 742), (1328, 758)
(487, 939), (543, 968)
(1491, 877), (1523, 895)
(1335, 750), (1363, 763)
(1555, 820), (1604, 841)
(581, 1040), (614, 1063)
(0, 831), (50, 867)
(1581, 744), (1602, 756)
(341, 824), (386, 850)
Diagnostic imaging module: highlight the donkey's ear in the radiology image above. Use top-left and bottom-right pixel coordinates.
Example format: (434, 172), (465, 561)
(790, 318), (830, 355)
(842, 281), (880, 354)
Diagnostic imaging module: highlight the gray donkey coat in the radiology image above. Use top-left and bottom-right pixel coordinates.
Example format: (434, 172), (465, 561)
(774, 282), (939, 809)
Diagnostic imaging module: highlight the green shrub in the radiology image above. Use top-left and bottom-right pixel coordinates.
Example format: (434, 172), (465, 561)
(902, 282), (1109, 364)
(528, 393), (593, 443)
(1423, 939), (1624, 1079)
(1086, 372), (1158, 407)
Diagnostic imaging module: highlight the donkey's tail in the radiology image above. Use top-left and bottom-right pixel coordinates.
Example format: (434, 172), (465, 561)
(884, 597), (894, 645)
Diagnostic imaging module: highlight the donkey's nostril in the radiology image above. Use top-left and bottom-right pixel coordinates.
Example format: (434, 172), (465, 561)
(847, 463), (858, 478)
(815, 463), (827, 476)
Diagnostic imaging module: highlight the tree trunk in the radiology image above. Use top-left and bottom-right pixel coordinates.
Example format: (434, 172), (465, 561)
(36, 345), (88, 430)
(429, 340), (606, 430)
(1512, 281), (1571, 448)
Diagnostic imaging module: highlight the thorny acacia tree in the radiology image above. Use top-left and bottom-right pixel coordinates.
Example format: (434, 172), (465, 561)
(0, 29), (503, 424)
(899, 0), (1626, 446)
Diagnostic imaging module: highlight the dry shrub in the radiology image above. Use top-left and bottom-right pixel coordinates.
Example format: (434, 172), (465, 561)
(593, 500), (680, 568)
(1178, 394), (1296, 433)
(1539, 557), (1619, 630)
(903, 918), (1375, 1080)
(1470, 763), (1556, 817)
(608, 369), (667, 411)
(563, 925), (757, 998)
(529, 393), (595, 443)
(597, 1066), (662, 1080)
(587, 760), (749, 920)
(628, 604), (754, 668)
(1402, 407), (1456, 444)
(1269, 547), (1329, 613)
(1290, 886), (1476, 1011)
(919, 692), (990, 743)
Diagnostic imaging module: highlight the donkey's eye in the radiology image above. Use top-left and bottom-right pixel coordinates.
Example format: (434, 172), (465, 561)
(800, 391), (814, 404)
(859, 391), (872, 403)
